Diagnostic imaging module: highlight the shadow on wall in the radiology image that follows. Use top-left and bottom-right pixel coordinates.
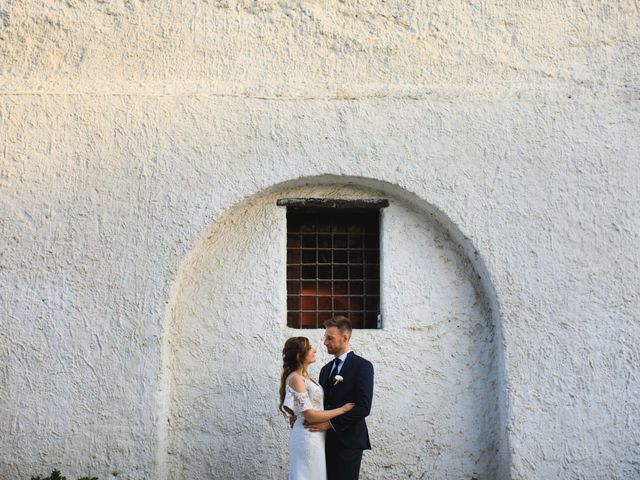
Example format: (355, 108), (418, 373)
(156, 176), (510, 479)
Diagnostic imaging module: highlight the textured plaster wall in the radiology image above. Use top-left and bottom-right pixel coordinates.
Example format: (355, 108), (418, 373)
(1, 1), (639, 479)
(164, 184), (502, 478)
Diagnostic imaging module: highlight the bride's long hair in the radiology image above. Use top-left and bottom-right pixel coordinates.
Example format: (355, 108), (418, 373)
(279, 336), (311, 415)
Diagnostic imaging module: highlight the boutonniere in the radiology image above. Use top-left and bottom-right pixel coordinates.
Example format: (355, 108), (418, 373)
(333, 375), (344, 386)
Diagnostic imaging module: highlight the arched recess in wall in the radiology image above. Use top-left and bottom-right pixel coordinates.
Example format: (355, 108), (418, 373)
(155, 175), (510, 479)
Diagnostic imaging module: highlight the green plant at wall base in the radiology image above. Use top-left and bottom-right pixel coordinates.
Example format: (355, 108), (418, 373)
(30, 469), (98, 480)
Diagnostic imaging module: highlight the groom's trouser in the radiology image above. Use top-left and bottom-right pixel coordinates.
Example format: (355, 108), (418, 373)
(326, 435), (363, 480)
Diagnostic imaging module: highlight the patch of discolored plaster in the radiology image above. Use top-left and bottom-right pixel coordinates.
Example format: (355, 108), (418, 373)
(0, 1), (637, 99)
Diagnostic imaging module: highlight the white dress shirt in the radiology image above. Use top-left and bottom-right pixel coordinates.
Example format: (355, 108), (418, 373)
(330, 350), (351, 376)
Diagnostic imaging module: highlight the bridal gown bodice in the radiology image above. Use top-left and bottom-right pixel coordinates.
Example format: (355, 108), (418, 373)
(283, 378), (327, 480)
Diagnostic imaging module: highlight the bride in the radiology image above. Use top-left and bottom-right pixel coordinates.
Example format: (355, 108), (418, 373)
(279, 337), (354, 480)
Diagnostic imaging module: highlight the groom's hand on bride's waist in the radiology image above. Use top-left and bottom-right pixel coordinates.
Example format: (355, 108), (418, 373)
(303, 421), (332, 432)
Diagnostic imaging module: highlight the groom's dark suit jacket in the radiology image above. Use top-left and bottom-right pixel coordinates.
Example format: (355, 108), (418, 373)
(319, 351), (374, 450)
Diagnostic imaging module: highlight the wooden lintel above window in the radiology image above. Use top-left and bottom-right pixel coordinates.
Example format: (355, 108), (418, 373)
(276, 198), (389, 210)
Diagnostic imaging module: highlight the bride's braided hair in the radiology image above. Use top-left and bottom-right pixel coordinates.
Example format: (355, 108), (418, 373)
(279, 336), (311, 415)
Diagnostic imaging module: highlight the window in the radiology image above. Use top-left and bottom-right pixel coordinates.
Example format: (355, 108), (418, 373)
(277, 198), (388, 329)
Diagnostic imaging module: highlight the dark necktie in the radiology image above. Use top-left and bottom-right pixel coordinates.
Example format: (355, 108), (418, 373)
(329, 358), (342, 385)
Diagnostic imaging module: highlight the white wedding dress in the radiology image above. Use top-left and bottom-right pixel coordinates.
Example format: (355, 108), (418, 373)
(283, 378), (327, 480)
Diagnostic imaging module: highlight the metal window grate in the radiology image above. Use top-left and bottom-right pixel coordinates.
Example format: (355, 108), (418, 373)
(285, 208), (381, 329)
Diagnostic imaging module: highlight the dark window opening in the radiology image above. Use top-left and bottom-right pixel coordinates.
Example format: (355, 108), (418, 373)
(278, 198), (388, 329)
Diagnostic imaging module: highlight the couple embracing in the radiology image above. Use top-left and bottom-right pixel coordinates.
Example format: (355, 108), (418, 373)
(279, 316), (374, 480)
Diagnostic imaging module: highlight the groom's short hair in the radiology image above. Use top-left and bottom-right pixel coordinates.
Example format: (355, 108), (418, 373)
(324, 316), (352, 338)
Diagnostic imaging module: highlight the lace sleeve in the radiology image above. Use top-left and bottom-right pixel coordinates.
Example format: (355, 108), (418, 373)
(283, 389), (294, 414)
(287, 386), (313, 414)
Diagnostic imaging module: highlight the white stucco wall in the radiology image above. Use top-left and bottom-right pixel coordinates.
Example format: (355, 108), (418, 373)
(163, 184), (502, 478)
(1, 1), (639, 479)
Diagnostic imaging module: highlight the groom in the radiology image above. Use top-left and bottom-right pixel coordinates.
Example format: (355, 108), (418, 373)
(306, 316), (374, 480)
